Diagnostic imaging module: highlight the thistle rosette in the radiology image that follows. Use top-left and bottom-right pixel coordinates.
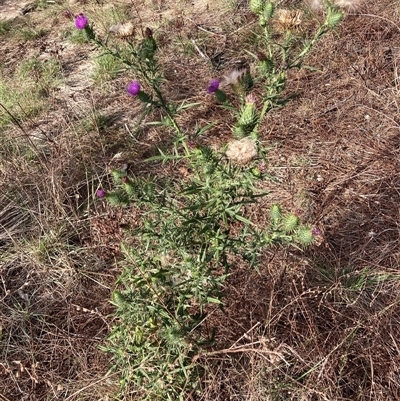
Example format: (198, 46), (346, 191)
(270, 204), (282, 230)
(282, 213), (299, 233)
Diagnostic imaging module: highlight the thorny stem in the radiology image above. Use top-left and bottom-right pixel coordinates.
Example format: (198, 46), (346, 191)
(288, 24), (329, 68)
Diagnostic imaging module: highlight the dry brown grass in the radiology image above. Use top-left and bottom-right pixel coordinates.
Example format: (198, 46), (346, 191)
(1, 0), (400, 400)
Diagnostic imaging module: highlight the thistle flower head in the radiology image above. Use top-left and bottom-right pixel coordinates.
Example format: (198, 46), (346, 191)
(109, 21), (135, 38)
(220, 68), (247, 89)
(96, 189), (106, 198)
(74, 13), (88, 30)
(306, 0), (362, 10)
(274, 9), (303, 31)
(226, 137), (258, 165)
(311, 227), (321, 236)
(127, 81), (141, 96)
(207, 79), (220, 94)
(245, 93), (257, 105)
(334, 0), (361, 8)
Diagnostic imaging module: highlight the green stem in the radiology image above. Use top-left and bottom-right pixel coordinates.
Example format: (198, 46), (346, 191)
(264, 26), (273, 59)
(288, 24), (329, 68)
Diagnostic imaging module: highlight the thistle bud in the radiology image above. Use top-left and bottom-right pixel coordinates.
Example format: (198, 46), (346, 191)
(239, 102), (257, 125)
(282, 214), (299, 233)
(245, 93), (256, 105)
(263, 2), (275, 20)
(295, 226), (314, 246)
(325, 6), (344, 28)
(270, 204), (282, 225)
(139, 36), (157, 60)
(235, 102), (258, 137)
(258, 58), (274, 75)
(250, 0), (265, 14)
(137, 91), (153, 103)
(113, 291), (126, 306)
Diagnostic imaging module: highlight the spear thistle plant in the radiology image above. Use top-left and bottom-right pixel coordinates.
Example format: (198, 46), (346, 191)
(102, 146), (315, 399)
(72, 2), (344, 399)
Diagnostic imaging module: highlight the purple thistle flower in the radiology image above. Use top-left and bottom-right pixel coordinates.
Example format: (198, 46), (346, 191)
(74, 13), (88, 30)
(207, 79), (220, 94)
(311, 227), (321, 237)
(96, 189), (106, 198)
(127, 81), (141, 96)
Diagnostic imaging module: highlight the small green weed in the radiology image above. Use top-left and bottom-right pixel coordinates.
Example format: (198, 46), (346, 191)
(317, 263), (400, 305)
(81, 110), (111, 133)
(17, 57), (62, 93)
(0, 80), (42, 127)
(34, 0), (55, 8)
(92, 53), (125, 84)
(0, 20), (12, 36)
(18, 27), (47, 41)
(0, 57), (61, 128)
